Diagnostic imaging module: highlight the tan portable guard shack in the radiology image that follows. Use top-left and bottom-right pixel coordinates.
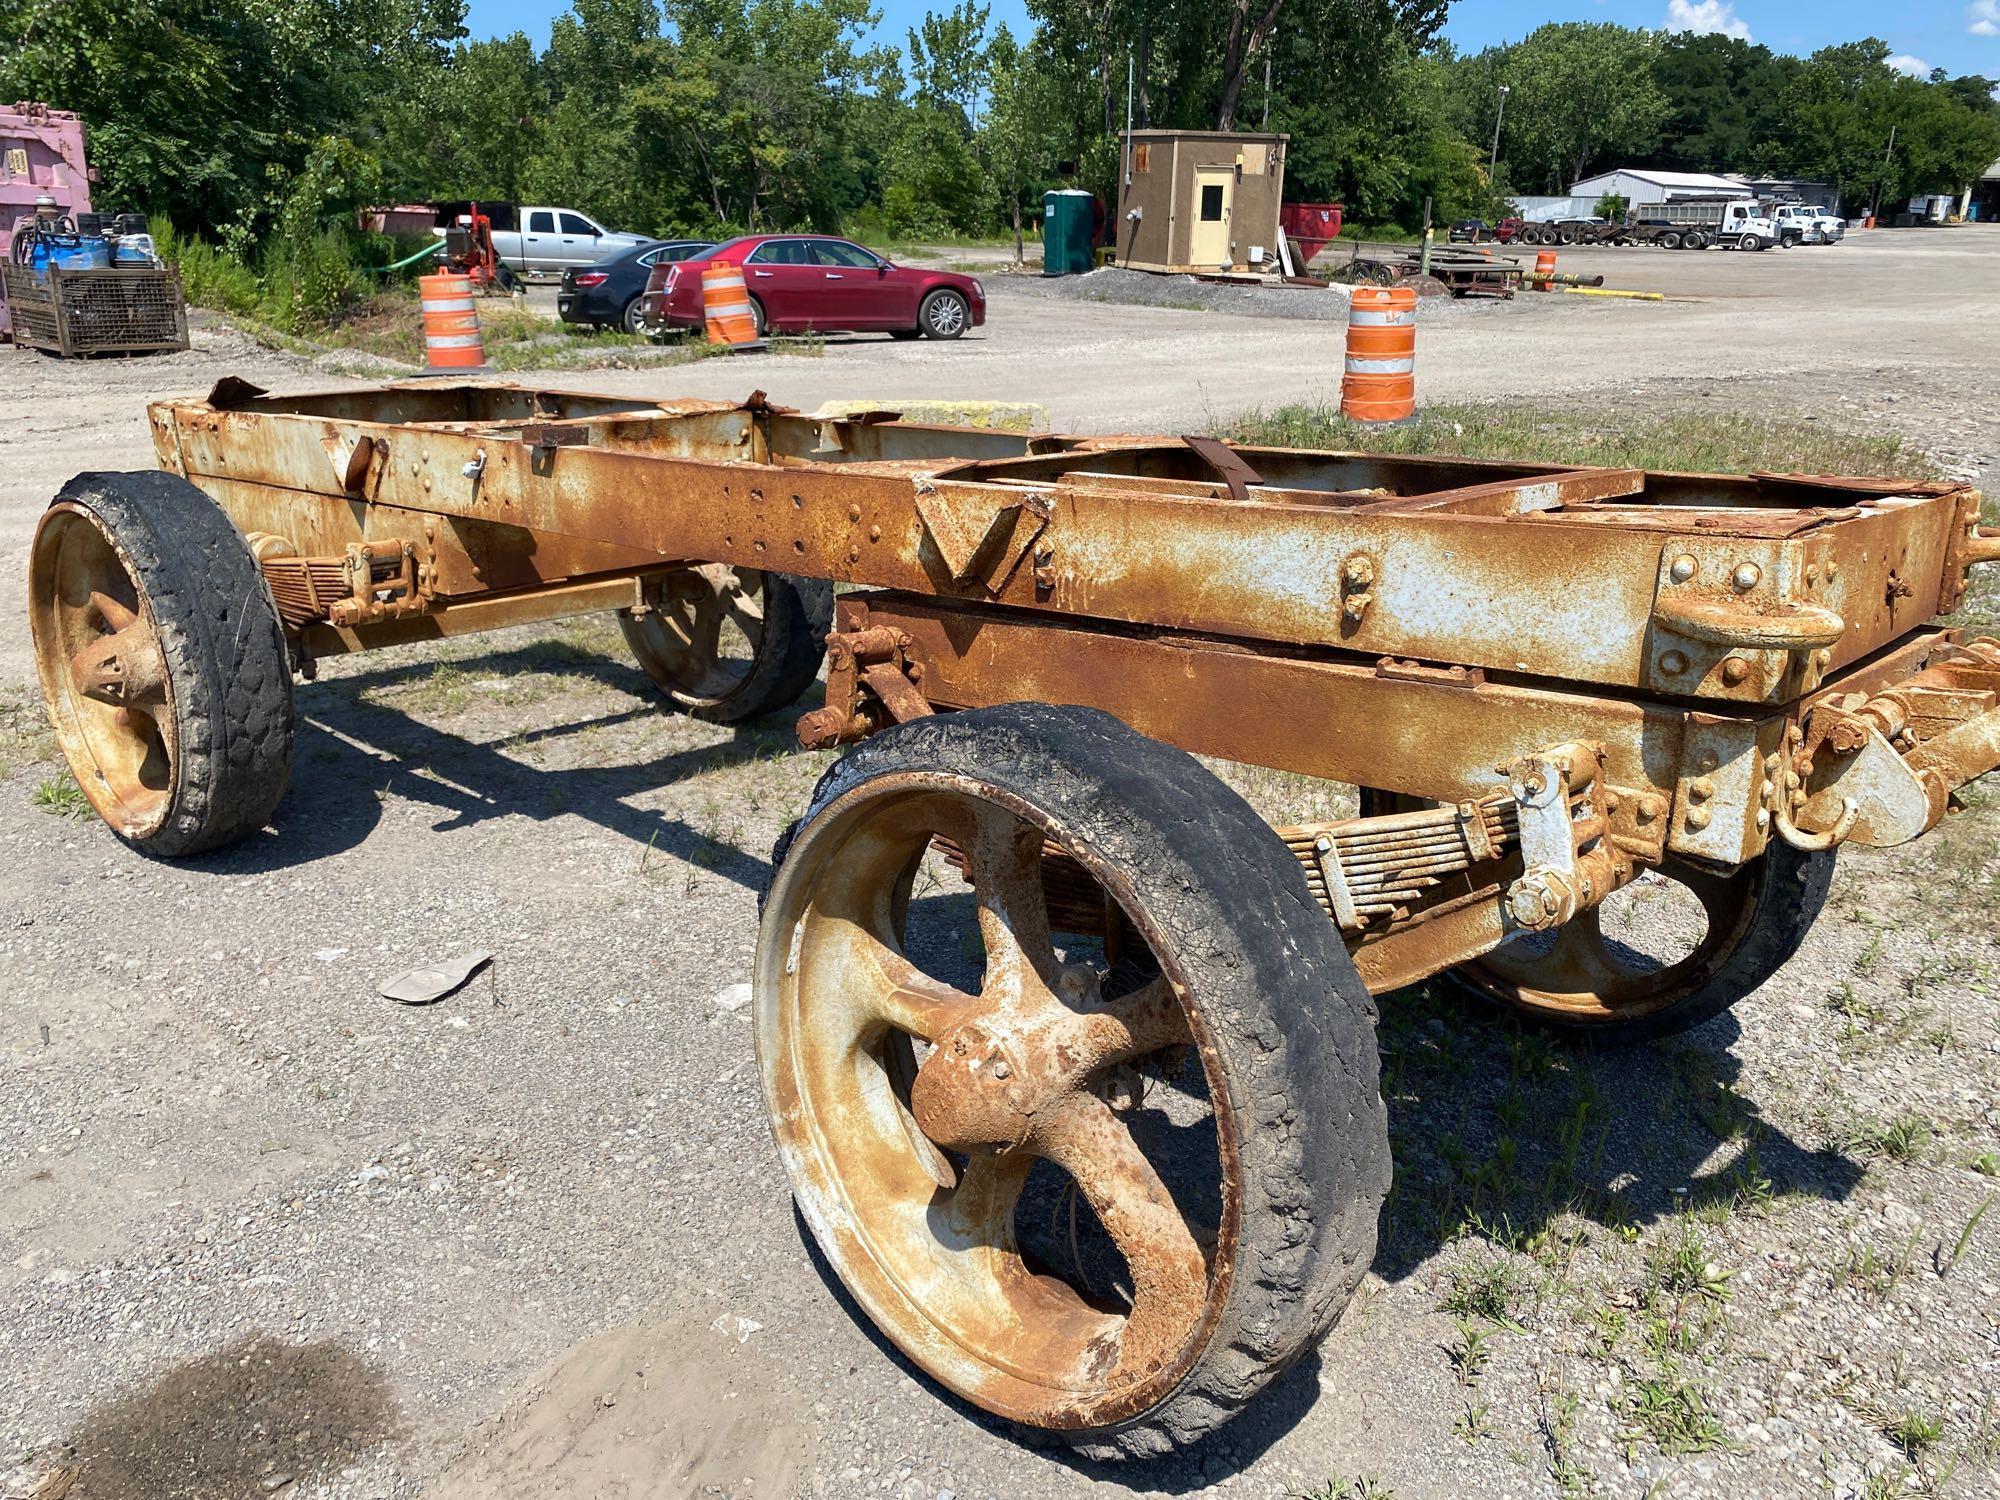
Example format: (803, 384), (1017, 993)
(1114, 130), (1290, 273)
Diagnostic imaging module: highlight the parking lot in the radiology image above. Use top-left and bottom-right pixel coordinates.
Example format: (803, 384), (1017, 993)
(2, 227), (1998, 1500)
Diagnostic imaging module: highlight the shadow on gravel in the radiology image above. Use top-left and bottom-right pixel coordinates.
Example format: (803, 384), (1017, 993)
(30, 1335), (399, 1499)
(171, 643), (811, 891)
(1369, 981), (1866, 1282)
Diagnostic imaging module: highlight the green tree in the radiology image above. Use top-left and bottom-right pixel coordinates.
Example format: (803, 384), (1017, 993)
(978, 24), (1062, 260)
(1495, 23), (1669, 191)
(1650, 33), (1795, 173)
(908, 2), (991, 131)
(883, 106), (987, 235)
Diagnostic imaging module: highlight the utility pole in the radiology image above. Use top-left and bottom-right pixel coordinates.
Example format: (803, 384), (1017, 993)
(1488, 84), (1510, 179)
(1867, 123), (1897, 222)
(1124, 48), (1134, 188)
(1262, 29), (1274, 129)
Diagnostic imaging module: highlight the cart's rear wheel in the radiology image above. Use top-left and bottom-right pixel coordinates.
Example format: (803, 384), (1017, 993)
(759, 705), (1389, 1457)
(1361, 789), (1833, 1045)
(618, 565), (831, 724)
(29, 472), (293, 856)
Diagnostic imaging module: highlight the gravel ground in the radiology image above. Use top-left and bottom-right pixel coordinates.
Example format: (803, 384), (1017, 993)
(996, 265), (1362, 320)
(3, 230), (1999, 1500)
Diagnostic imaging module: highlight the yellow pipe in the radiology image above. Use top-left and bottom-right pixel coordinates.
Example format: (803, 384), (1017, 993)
(1557, 286), (1665, 302)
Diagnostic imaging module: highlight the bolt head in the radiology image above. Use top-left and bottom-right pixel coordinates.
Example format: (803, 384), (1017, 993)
(1720, 657), (1749, 686)
(1756, 807), (1772, 830)
(1686, 807), (1712, 831)
(1670, 555), (1697, 583)
(1731, 562), (1762, 592)
(1660, 650), (1689, 676)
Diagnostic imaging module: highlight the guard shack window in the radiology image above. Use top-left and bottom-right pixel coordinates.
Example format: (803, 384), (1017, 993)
(1200, 183), (1225, 220)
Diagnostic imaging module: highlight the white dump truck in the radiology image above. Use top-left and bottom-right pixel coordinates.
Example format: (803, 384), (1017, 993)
(1632, 197), (1780, 251)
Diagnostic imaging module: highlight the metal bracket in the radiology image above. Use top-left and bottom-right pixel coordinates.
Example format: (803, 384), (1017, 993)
(913, 482), (1052, 592)
(797, 626), (934, 749)
(1500, 742), (1612, 934)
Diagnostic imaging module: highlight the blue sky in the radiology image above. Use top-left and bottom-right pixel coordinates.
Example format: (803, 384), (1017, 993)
(462, 0), (1998, 83)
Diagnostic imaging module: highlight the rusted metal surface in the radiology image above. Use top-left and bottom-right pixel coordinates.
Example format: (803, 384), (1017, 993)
(756, 770), (1230, 1430)
(29, 504), (176, 841)
(158, 405), (1970, 700)
(797, 625), (935, 750)
(132, 376), (2000, 945)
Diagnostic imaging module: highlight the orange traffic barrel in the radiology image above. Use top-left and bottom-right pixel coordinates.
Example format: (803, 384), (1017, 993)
(1340, 285), (1416, 424)
(418, 271), (485, 369)
(1533, 249), (1557, 289)
(702, 264), (762, 350)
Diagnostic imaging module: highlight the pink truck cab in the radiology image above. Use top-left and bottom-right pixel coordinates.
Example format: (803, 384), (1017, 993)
(1, 102), (94, 339)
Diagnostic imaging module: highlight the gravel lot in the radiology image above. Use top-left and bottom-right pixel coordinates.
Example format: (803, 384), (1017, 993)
(3, 227), (1999, 1500)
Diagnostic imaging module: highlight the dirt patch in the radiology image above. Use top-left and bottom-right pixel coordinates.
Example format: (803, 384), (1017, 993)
(24, 1337), (398, 1499)
(432, 1316), (806, 1500)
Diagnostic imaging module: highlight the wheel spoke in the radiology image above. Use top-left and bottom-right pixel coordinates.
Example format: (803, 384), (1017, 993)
(939, 1149), (1034, 1251)
(686, 590), (725, 664)
(87, 590), (140, 634)
(1037, 1091), (1207, 1379)
(803, 912), (976, 1043)
(961, 804), (1060, 1006)
(1051, 975), (1192, 1074)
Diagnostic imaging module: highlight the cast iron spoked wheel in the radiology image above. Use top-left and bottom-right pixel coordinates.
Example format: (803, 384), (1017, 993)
(1360, 788), (1835, 1046)
(919, 289), (969, 340)
(29, 472), (294, 856)
(759, 706), (1390, 1458)
(618, 564), (832, 725)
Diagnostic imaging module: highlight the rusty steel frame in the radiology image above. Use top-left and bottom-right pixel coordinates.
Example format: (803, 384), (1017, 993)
(137, 377), (2000, 993)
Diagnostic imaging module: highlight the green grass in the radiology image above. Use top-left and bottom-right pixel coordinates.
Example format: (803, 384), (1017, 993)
(1621, 1367), (1724, 1456)
(31, 774), (91, 819)
(1225, 402), (1937, 479)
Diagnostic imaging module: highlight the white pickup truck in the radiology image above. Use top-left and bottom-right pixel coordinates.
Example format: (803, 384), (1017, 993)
(1768, 203), (1846, 246)
(432, 203), (651, 279)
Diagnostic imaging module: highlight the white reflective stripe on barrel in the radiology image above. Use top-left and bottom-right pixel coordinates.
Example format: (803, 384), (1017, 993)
(421, 296), (477, 313)
(1346, 309), (1415, 326)
(1345, 356), (1414, 374)
(707, 297), (753, 314)
(424, 332), (485, 348)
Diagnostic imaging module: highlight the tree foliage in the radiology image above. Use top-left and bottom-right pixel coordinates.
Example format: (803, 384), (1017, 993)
(3, 0), (1994, 278)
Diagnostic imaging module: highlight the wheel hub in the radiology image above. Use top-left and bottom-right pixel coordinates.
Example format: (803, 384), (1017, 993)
(69, 594), (167, 708)
(910, 1019), (1035, 1154)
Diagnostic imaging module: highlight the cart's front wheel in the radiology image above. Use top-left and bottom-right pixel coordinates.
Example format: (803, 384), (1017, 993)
(618, 565), (831, 724)
(758, 705), (1389, 1457)
(29, 472), (294, 856)
(1362, 789), (1833, 1045)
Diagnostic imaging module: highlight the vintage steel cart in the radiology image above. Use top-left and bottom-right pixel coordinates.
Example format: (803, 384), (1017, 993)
(28, 378), (2000, 1458)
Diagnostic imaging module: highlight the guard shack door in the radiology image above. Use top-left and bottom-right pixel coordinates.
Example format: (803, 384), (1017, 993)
(1191, 167), (1233, 265)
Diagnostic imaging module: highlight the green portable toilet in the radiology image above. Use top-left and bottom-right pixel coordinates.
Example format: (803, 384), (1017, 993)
(1042, 190), (1095, 276)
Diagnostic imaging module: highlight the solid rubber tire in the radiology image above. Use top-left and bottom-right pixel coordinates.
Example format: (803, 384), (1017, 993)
(41, 471), (293, 856)
(619, 572), (832, 725)
(765, 703), (1391, 1459)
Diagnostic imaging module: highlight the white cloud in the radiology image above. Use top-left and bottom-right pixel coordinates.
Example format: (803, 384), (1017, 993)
(1972, 0), (2000, 37)
(1887, 54), (1932, 76)
(1665, 0), (1753, 40)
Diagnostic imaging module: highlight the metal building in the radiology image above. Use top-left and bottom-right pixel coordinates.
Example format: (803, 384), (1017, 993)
(1114, 130), (1289, 274)
(1567, 168), (1750, 206)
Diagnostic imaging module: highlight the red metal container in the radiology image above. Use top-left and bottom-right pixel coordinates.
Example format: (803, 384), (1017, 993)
(1279, 202), (1344, 267)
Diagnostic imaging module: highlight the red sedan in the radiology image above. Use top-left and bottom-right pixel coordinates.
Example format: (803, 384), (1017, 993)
(647, 234), (985, 340)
